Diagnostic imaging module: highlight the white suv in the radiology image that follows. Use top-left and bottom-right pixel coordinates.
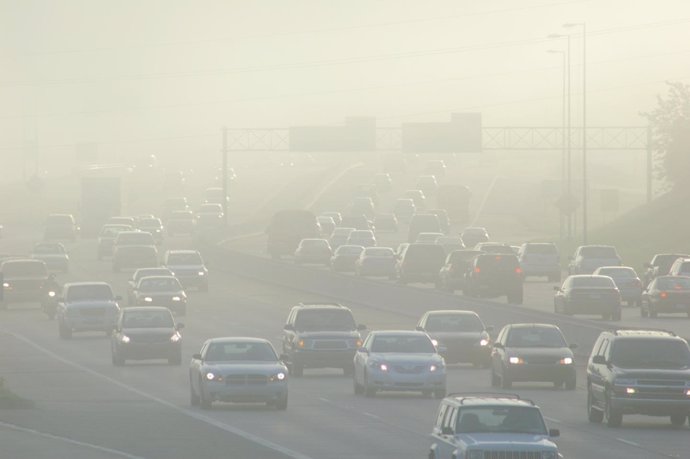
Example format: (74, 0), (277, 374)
(429, 393), (562, 459)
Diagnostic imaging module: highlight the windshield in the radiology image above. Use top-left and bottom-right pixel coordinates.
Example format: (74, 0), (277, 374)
(455, 406), (547, 435)
(171, 211), (193, 219)
(580, 246), (617, 258)
(656, 277), (690, 290)
(371, 335), (436, 353)
(100, 226), (129, 237)
(425, 314), (483, 333)
(612, 339), (690, 369)
(571, 276), (615, 288)
(294, 309), (356, 332)
(199, 204), (222, 213)
(167, 253), (202, 265)
(138, 277), (181, 292)
(301, 239), (329, 248)
(139, 219), (161, 228)
(123, 310), (174, 328)
(506, 327), (567, 348)
(117, 233), (154, 245)
(204, 342), (277, 362)
(2, 261), (47, 276)
(67, 284), (113, 301)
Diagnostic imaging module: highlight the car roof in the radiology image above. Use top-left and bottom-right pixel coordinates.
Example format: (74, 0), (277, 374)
(446, 394), (536, 407)
(64, 281), (111, 287)
(166, 249), (200, 255)
(506, 323), (560, 330)
(293, 303), (349, 310)
(426, 310), (479, 317)
(608, 329), (678, 338)
(568, 274), (611, 279)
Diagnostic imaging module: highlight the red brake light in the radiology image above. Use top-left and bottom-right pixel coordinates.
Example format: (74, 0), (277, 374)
(660, 291), (668, 299)
(474, 267), (481, 273)
(515, 267), (523, 274)
(495, 256), (502, 261)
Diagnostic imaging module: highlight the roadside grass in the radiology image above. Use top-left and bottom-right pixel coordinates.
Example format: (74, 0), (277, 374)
(0, 377), (34, 409)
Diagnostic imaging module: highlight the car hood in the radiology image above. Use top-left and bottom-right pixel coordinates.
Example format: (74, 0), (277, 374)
(202, 362), (287, 374)
(369, 353), (442, 364)
(457, 433), (556, 448)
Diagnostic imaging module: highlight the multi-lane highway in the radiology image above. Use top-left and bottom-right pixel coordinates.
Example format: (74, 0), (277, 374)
(1, 158), (688, 459)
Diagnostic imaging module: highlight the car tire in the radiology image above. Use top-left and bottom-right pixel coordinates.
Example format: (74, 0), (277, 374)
(605, 392), (622, 427)
(291, 363), (303, 377)
(670, 414), (687, 426)
(587, 389), (604, 423)
(274, 395), (288, 410)
(501, 369), (512, 389)
(490, 368), (499, 387)
(199, 383), (212, 410)
(58, 322), (72, 339)
(353, 377), (364, 395)
(364, 373), (377, 397)
(640, 302), (649, 318)
(190, 376), (200, 406)
(565, 376), (576, 390)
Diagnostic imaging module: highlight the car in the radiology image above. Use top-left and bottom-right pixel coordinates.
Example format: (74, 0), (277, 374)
(668, 257), (690, 277)
(266, 210), (320, 259)
(352, 184), (379, 206)
(490, 323), (577, 389)
(329, 227), (355, 250)
(554, 275), (622, 320)
(112, 245), (158, 272)
(474, 242), (514, 254)
(568, 245), (622, 275)
(339, 214), (373, 231)
(203, 187), (228, 204)
(189, 337), (288, 410)
(166, 210), (196, 236)
(424, 159), (447, 177)
(44, 213), (78, 241)
(428, 209), (450, 234)
(346, 230), (376, 248)
(355, 247), (397, 278)
(586, 329), (690, 427)
(353, 330), (446, 398)
(408, 213), (441, 243)
(416, 310), (492, 367)
(111, 306), (183, 366)
(136, 217), (164, 244)
(127, 267), (175, 304)
(397, 243), (446, 285)
(404, 189), (426, 209)
(316, 216), (336, 237)
(464, 253), (524, 304)
(416, 175), (438, 195)
(349, 197), (375, 218)
(31, 242), (69, 273)
(131, 276), (187, 315)
(372, 214), (398, 233)
(518, 242), (561, 281)
(330, 245), (365, 273)
(56, 282), (121, 339)
(593, 266), (643, 307)
(162, 250), (209, 291)
(429, 394), (561, 459)
(437, 250), (482, 292)
(113, 230), (156, 249)
(196, 203), (224, 230)
(0, 259), (49, 309)
(642, 253), (689, 285)
(373, 172), (393, 191)
(640, 275), (690, 318)
(320, 211), (342, 226)
(294, 238), (332, 265)
(416, 232), (444, 244)
(97, 224), (133, 259)
(435, 236), (465, 254)
(282, 303), (366, 376)
(460, 227), (489, 248)
(393, 198), (416, 223)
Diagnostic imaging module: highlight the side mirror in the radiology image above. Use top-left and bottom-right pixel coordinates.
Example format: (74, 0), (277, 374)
(176, 323), (185, 330)
(283, 324), (295, 331)
(485, 325), (494, 332)
(569, 343), (578, 350)
(415, 325), (425, 332)
(549, 428), (560, 438)
(357, 324), (367, 331)
(192, 353), (202, 360)
(441, 426), (454, 435)
(592, 355), (607, 365)
(493, 342), (504, 349)
(357, 347), (369, 354)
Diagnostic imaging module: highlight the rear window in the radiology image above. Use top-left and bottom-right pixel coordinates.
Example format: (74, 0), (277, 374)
(371, 335), (435, 353)
(116, 233), (155, 245)
(597, 268), (636, 278)
(678, 262), (690, 272)
(524, 244), (557, 255)
(570, 276), (616, 288)
(134, 268), (173, 282)
(336, 245), (364, 255)
(139, 219), (161, 228)
(580, 246), (617, 258)
(365, 248), (394, 257)
(2, 261), (47, 277)
(123, 310), (174, 328)
(138, 277), (182, 292)
(67, 284), (113, 301)
(475, 254), (519, 269)
(33, 244), (63, 254)
(506, 327), (567, 348)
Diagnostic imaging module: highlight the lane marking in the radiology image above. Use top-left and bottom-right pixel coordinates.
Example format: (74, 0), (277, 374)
(363, 412), (381, 420)
(470, 175), (500, 227)
(0, 420), (147, 459)
(4, 330), (313, 459)
(616, 438), (640, 448)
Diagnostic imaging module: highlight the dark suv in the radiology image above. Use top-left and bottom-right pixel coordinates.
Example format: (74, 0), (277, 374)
(464, 253), (524, 304)
(282, 303), (366, 377)
(586, 329), (690, 427)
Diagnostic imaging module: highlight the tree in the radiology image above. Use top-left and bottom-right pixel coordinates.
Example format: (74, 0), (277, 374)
(642, 82), (690, 192)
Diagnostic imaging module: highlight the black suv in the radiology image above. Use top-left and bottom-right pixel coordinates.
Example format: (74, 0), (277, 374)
(587, 329), (690, 427)
(464, 253), (524, 304)
(281, 303), (366, 377)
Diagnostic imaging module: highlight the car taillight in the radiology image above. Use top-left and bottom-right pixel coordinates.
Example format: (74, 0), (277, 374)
(660, 291), (668, 299)
(515, 267), (523, 275)
(474, 267), (481, 273)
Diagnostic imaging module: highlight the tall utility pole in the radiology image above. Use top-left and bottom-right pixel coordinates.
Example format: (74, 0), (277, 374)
(565, 22), (587, 243)
(222, 126), (229, 228)
(549, 32), (572, 239)
(548, 49), (567, 241)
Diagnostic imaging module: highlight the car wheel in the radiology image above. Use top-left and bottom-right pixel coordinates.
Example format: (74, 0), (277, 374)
(58, 321), (72, 339)
(291, 363), (303, 377)
(587, 389), (604, 423)
(605, 391), (622, 427)
(501, 368), (512, 389)
(353, 376), (364, 395)
(274, 395), (288, 410)
(364, 372), (377, 397)
(199, 382), (212, 410)
(490, 368), (499, 387)
(640, 301), (649, 318)
(565, 375), (576, 390)
(670, 414), (687, 426)
(190, 376), (200, 406)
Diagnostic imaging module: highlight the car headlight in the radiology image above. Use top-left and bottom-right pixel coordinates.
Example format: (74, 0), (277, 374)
(296, 339), (306, 348)
(170, 334), (181, 343)
(430, 364), (439, 372)
(269, 372), (287, 382)
(379, 363), (389, 372)
(172, 296), (181, 301)
(121, 335), (131, 343)
(143, 297), (153, 302)
(509, 356), (524, 365)
(559, 357), (573, 365)
(431, 339), (439, 347)
(479, 339), (489, 346)
(541, 451), (558, 459)
(48, 291), (56, 297)
(198, 271), (206, 276)
(205, 372), (216, 381)
(468, 451), (483, 459)
(3, 282), (9, 288)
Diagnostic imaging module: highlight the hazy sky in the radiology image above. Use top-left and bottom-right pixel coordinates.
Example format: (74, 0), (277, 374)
(1, 0), (689, 172)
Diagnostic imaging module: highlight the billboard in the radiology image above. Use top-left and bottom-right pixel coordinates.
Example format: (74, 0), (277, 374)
(289, 117), (376, 152)
(402, 113), (482, 153)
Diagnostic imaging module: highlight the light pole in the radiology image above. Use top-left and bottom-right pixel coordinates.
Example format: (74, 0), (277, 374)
(564, 22), (587, 243)
(548, 33), (572, 240)
(548, 49), (566, 241)
(222, 126), (229, 228)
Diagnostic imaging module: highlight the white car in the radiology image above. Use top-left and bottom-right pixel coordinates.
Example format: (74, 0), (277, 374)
(163, 250), (208, 291)
(353, 330), (446, 398)
(189, 337), (288, 410)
